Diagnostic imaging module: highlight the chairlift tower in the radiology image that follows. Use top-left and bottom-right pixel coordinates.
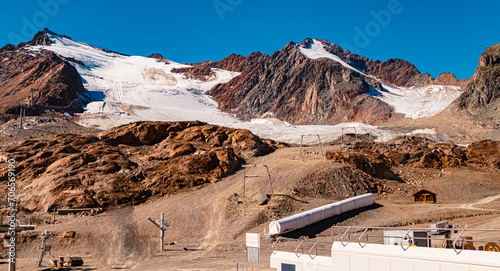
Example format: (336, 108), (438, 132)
(299, 134), (324, 157)
(242, 165), (273, 198)
(36, 230), (54, 267)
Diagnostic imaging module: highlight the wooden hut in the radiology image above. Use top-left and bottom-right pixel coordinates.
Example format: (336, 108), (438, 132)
(413, 189), (437, 203)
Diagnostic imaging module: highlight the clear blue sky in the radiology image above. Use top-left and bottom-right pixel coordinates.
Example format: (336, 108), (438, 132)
(1, 0), (499, 79)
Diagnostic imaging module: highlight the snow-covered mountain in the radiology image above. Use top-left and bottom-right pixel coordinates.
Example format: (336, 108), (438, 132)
(18, 32), (465, 144)
(28, 32), (240, 128)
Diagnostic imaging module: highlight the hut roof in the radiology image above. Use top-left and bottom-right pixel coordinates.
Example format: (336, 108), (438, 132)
(412, 189), (437, 196)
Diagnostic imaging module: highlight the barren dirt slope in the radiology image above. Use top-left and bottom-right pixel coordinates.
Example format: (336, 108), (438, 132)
(10, 143), (500, 270)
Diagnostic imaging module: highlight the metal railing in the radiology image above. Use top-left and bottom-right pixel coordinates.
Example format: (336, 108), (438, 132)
(331, 225), (500, 255)
(271, 237), (333, 259)
(234, 260), (245, 271)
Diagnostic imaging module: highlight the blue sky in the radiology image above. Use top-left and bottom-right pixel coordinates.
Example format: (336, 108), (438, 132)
(1, 0), (499, 79)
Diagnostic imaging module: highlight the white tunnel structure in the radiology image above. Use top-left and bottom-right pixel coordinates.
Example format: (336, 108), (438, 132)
(268, 193), (375, 236)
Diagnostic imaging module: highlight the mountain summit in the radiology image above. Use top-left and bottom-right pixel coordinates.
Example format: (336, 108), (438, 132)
(207, 38), (463, 125)
(1, 30), (495, 136)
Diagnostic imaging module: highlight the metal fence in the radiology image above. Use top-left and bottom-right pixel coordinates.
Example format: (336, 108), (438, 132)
(270, 226), (500, 257)
(271, 237), (333, 259)
(331, 225), (500, 255)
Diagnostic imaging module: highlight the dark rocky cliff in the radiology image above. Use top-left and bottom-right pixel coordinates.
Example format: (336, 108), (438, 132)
(207, 41), (393, 125)
(457, 43), (500, 126)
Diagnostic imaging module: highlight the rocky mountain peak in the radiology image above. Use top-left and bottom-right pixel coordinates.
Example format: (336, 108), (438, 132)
(299, 38), (466, 88)
(148, 53), (170, 64)
(478, 43), (500, 68)
(457, 43), (500, 127)
(0, 28), (71, 52)
(207, 40), (392, 125)
(0, 38), (84, 123)
(434, 72), (467, 86)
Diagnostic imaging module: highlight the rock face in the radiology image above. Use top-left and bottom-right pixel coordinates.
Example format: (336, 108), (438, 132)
(207, 41), (393, 125)
(305, 39), (464, 88)
(0, 31), (85, 123)
(0, 121), (282, 212)
(207, 38), (467, 125)
(434, 72), (469, 87)
(466, 140), (500, 169)
(457, 43), (500, 126)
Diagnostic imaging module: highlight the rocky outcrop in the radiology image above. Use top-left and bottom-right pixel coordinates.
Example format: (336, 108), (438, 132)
(207, 53), (248, 72)
(466, 140), (500, 169)
(434, 72), (469, 87)
(293, 165), (384, 200)
(208, 42), (393, 125)
(148, 53), (170, 64)
(0, 49), (85, 123)
(326, 136), (499, 172)
(367, 58), (421, 87)
(457, 43), (500, 126)
(171, 66), (215, 81)
(0, 121), (283, 212)
(326, 151), (399, 180)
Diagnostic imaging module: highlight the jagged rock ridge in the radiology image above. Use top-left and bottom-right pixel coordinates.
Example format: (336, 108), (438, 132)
(309, 38), (468, 87)
(207, 41), (393, 125)
(204, 38), (473, 125)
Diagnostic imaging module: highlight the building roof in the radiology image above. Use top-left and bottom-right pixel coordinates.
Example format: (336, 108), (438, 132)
(412, 189), (437, 196)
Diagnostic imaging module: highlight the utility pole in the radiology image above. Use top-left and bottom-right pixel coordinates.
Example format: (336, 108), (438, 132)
(147, 213), (168, 252)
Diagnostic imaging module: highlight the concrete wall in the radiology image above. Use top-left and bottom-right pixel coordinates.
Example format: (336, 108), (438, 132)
(331, 242), (500, 271)
(271, 242), (500, 271)
(270, 251), (333, 271)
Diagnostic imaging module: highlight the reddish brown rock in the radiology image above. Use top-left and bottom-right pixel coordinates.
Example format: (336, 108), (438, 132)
(0, 49), (84, 123)
(467, 140), (500, 169)
(207, 41), (393, 125)
(434, 72), (469, 87)
(148, 53), (170, 64)
(171, 66), (215, 81)
(0, 121), (284, 212)
(326, 150), (398, 180)
(328, 136), (498, 172)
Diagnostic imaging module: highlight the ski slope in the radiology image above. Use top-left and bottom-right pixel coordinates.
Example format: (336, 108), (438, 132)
(29, 33), (240, 127)
(298, 39), (462, 119)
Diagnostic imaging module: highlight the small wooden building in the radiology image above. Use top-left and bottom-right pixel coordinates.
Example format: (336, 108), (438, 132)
(413, 189), (437, 203)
